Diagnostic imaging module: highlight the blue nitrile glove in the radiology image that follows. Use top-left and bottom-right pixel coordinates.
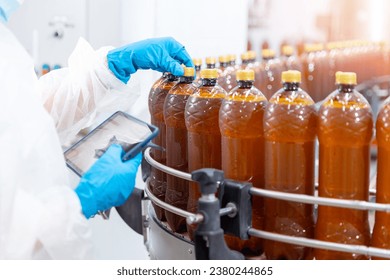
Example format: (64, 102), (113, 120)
(75, 144), (142, 218)
(107, 37), (194, 84)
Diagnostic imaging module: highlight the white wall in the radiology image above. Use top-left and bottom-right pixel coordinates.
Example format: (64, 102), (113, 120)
(248, 0), (330, 55)
(120, 0), (249, 122)
(7, 0), (121, 71)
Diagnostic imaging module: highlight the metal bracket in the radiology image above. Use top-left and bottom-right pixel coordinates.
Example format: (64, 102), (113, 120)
(219, 179), (252, 240)
(192, 168), (244, 260)
(116, 187), (145, 235)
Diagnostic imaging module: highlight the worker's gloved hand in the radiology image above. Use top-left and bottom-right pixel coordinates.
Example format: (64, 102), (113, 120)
(107, 37), (193, 84)
(75, 144), (142, 219)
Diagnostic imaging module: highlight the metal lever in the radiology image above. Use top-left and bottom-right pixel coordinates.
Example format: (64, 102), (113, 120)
(192, 168), (244, 260)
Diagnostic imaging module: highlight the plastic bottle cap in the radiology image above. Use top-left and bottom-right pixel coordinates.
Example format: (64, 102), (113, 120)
(282, 70), (301, 83)
(282, 45), (294, 56)
(262, 49), (275, 58)
(193, 58), (202, 66)
(335, 71), (357, 85)
(304, 44), (314, 53)
(314, 43), (324, 51)
(247, 50), (257, 60)
(205, 57), (216, 65)
(236, 69), (255, 81)
(241, 52), (251, 61)
(229, 54), (237, 62)
(183, 67), (195, 77)
(218, 55), (230, 63)
(200, 68), (218, 79)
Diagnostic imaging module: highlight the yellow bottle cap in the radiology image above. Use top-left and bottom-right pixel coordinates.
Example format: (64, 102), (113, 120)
(200, 68), (218, 79)
(247, 50), (257, 60)
(192, 58), (202, 66)
(335, 71), (357, 85)
(304, 44), (314, 53)
(229, 54), (237, 62)
(183, 67), (195, 77)
(282, 45), (294, 56)
(236, 70), (255, 81)
(241, 52), (251, 61)
(206, 57), (216, 65)
(314, 43), (324, 51)
(218, 55), (230, 63)
(282, 70), (301, 83)
(262, 49), (275, 58)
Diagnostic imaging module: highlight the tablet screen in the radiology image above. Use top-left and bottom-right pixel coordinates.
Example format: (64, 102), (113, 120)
(64, 111), (156, 176)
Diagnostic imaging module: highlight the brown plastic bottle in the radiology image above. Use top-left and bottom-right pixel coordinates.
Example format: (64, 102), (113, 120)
(148, 72), (168, 109)
(315, 72), (373, 260)
(241, 51), (263, 95)
(263, 70), (316, 260)
(163, 67), (198, 233)
(219, 69), (267, 256)
(148, 73), (178, 220)
(218, 55), (237, 92)
(281, 45), (307, 93)
(193, 58), (202, 85)
(257, 49), (283, 100)
(185, 68), (227, 239)
(372, 98), (390, 259)
(240, 52), (251, 70)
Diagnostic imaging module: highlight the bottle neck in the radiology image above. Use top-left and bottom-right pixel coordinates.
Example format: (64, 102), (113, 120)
(237, 80), (254, 89)
(195, 65), (201, 71)
(263, 57), (274, 62)
(219, 62), (229, 68)
(337, 84), (355, 93)
(283, 82), (300, 91)
(241, 60), (249, 66)
(206, 64), (216, 69)
(201, 78), (217, 86)
(179, 76), (195, 83)
(166, 74), (178, 82)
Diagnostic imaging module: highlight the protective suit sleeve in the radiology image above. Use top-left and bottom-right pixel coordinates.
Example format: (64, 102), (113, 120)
(0, 23), (93, 259)
(39, 37), (141, 147)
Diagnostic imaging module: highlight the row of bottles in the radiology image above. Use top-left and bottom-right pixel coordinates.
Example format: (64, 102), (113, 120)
(192, 40), (390, 104)
(148, 66), (390, 260)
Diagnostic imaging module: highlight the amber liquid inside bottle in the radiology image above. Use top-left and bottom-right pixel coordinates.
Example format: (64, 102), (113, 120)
(148, 74), (178, 220)
(163, 75), (197, 233)
(185, 77), (226, 239)
(264, 82), (316, 260)
(315, 85), (373, 260)
(257, 57), (283, 100)
(301, 49), (321, 102)
(219, 80), (267, 256)
(371, 101), (390, 260)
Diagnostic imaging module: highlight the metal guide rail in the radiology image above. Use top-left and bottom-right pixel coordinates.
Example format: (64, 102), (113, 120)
(143, 147), (390, 259)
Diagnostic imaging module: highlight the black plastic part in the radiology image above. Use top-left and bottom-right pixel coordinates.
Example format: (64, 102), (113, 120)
(116, 187), (145, 235)
(192, 168), (244, 260)
(191, 168), (224, 195)
(220, 179), (252, 240)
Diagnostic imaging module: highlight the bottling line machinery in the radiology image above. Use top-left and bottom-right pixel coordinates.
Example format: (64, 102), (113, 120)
(115, 76), (390, 260)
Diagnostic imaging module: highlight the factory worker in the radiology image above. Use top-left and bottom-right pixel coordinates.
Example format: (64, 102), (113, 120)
(0, 0), (193, 259)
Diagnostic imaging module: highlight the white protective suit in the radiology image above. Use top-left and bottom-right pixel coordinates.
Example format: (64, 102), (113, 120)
(0, 22), (140, 259)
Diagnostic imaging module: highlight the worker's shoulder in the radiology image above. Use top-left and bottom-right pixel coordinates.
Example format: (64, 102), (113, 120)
(0, 23), (32, 65)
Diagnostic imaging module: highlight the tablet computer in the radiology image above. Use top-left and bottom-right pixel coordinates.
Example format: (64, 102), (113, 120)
(64, 111), (158, 177)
